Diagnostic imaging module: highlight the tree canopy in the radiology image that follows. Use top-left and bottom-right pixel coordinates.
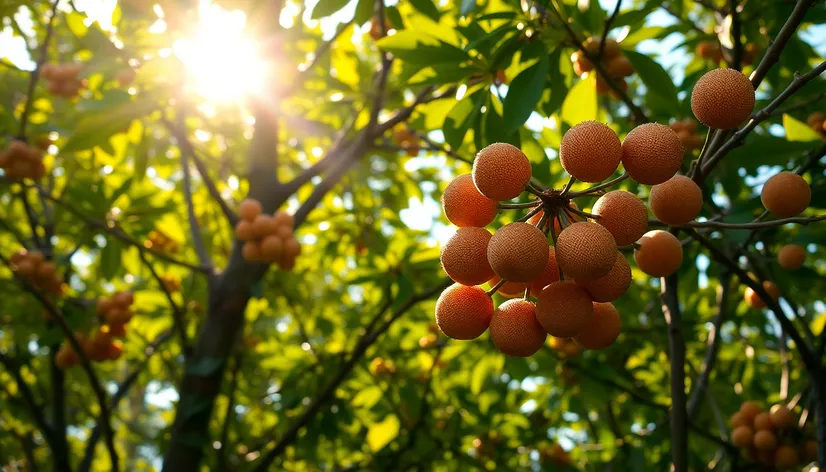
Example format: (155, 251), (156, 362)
(1, 0), (826, 471)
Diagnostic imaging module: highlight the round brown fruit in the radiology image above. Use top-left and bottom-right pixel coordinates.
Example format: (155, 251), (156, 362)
(745, 281), (780, 309)
(752, 430), (778, 452)
(649, 175), (703, 225)
(472, 143), (532, 201)
(489, 276), (527, 298)
(606, 55), (634, 77)
(529, 248), (560, 296)
(802, 440), (817, 463)
(761, 171), (811, 218)
(535, 281), (593, 338)
(634, 230), (683, 277)
(773, 445), (800, 470)
(807, 112), (826, 128)
(621, 123), (685, 185)
(556, 222), (617, 280)
(740, 401), (762, 422)
(239, 199), (262, 222)
(731, 426), (754, 448)
(575, 252), (631, 302)
(261, 235), (284, 260)
(592, 190), (648, 246)
(574, 302), (621, 349)
(691, 68), (755, 129)
(489, 299), (546, 357)
(769, 404), (796, 430)
(235, 221), (254, 241)
(487, 222), (549, 283)
(753, 412), (773, 431)
(777, 244), (805, 270)
(440, 227), (495, 286)
(559, 121), (622, 183)
(730, 412), (747, 428)
(242, 242), (263, 262)
(434, 284), (494, 340)
(441, 173), (498, 227)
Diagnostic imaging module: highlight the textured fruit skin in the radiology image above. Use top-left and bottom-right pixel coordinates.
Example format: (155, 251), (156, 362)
(769, 405), (796, 430)
(435, 284), (493, 340)
(489, 299), (546, 357)
(487, 222), (549, 283)
(740, 402), (762, 422)
(777, 244), (805, 270)
(773, 445), (800, 470)
(472, 143), (532, 201)
(535, 281), (594, 337)
(691, 68), (755, 129)
(574, 302), (621, 349)
(442, 174), (498, 227)
(649, 175), (703, 225)
(441, 227), (495, 286)
(752, 430), (778, 452)
(634, 230), (683, 277)
(556, 222), (617, 280)
(753, 412), (773, 431)
(575, 253), (631, 302)
(529, 248), (560, 296)
(621, 123), (685, 185)
(761, 171), (811, 218)
(592, 190), (648, 246)
(731, 426), (754, 447)
(559, 121), (622, 183)
(489, 276), (527, 298)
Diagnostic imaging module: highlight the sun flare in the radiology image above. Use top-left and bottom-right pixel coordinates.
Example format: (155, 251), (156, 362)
(172, 2), (268, 103)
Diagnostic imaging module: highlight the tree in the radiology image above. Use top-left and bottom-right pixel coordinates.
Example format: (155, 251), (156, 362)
(1, 0), (825, 470)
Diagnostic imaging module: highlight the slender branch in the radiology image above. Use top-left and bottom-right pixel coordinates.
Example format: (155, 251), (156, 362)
(0, 354), (55, 452)
(771, 89), (826, 116)
(700, 59), (826, 180)
(137, 251), (190, 354)
(375, 85), (448, 135)
(651, 213), (826, 230)
(0, 253), (119, 471)
(729, 0), (743, 70)
(568, 173), (628, 197)
(560, 175), (577, 196)
(18, 0), (60, 138)
(661, 274), (688, 472)
(748, 0), (816, 90)
(179, 118), (214, 270)
(164, 118), (238, 227)
(600, 0), (623, 56)
(250, 279), (452, 471)
(498, 201), (540, 209)
(687, 271), (732, 416)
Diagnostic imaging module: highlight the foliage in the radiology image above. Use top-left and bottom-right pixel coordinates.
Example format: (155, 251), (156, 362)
(0, 0), (825, 471)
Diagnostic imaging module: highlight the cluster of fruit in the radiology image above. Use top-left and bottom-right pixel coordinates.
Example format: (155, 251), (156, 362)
(668, 119), (705, 152)
(571, 37), (635, 98)
(806, 112), (826, 138)
(10, 249), (64, 295)
(538, 443), (573, 468)
(0, 140), (46, 180)
(742, 243), (808, 308)
(548, 336), (582, 358)
(730, 402), (818, 470)
(696, 41), (759, 65)
(368, 17), (391, 41)
(55, 292), (133, 368)
(235, 199), (301, 269)
(368, 357), (396, 376)
(161, 274), (181, 293)
(392, 127), (421, 157)
(434, 67), (762, 358)
(40, 63), (85, 98)
(145, 230), (180, 253)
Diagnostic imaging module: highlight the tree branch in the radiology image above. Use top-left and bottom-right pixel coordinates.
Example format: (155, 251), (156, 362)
(17, 0), (60, 139)
(0, 354), (55, 452)
(179, 119), (214, 270)
(217, 349), (243, 472)
(661, 273), (688, 472)
(250, 278), (452, 471)
(729, 0), (743, 70)
(748, 0), (816, 90)
(651, 213), (826, 230)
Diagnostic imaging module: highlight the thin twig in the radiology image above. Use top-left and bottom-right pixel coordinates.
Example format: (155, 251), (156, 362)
(728, 0), (743, 70)
(748, 0), (816, 90)
(179, 116), (214, 270)
(568, 173), (629, 197)
(652, 214), (826, 230)
(137, 251), (190, 354)
(18, 0), (61, 138)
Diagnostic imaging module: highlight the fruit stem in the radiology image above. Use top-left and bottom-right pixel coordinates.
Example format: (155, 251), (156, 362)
(567, 206), (601, 221)
(689, 127), (716, 178)
(523, 287), (530, 299)
(536, 209), (552, 232)
(519, 205), (544, 223)
(549, 220), (564, 281)
(567, 173), (629, 197)
(559, 175), (577, 196)
(498, 200), (541, 209)
(525, 181), (544, 197)
(485, 278), (506, 297)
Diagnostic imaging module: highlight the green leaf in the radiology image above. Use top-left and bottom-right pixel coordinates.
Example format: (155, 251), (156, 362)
(62, 94), (158, 153)
(352, 386), (383, 408)
(783, 114), (822, 142)
(108, 177), (133, 204)
(100, 239), (122, 280)
(376, 31), (469, 65)
(367, 415), (400, 452)
(311, 0), (352, 19)
(443, 89), (484, 149)
(624, 50), (679, 110)
(410, 0), (440, 21)
(470, 355), (502, 394)
(503, 55), (549, 135)
(812, 313), (826, 336)
(561, 76), (598, 125)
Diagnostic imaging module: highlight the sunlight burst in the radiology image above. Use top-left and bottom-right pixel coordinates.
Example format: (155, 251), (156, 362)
(172, 2), (268, 103)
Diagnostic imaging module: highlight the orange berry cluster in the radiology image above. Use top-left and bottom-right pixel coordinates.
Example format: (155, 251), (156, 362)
(368, 17), (391, 41)
(161, 275), (181, 293)
(392, 127), (420, 157)
(548, 336), (582, 358)
(145, 230), (180, 253)
(669, 119), (705, 151)
(0, 140), (46, 180)
(369, 357), (396, 376)
(10, 249), (64, 295)
(696, 41), (759, 65)
(538, 443), (573, 468)
(55, 292), (132, 369)
(807, 112), (826, 138)
(730, 402), (818, 470)
(235, 199), (301, 269)
(571, 37), (635, 98)
(744, 280), (780, 309)
(40, 63), (85, 98)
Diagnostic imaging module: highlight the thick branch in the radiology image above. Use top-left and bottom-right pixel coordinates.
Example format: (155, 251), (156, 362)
(661, 274), (688, 472)
(728, 0), (743, 70)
